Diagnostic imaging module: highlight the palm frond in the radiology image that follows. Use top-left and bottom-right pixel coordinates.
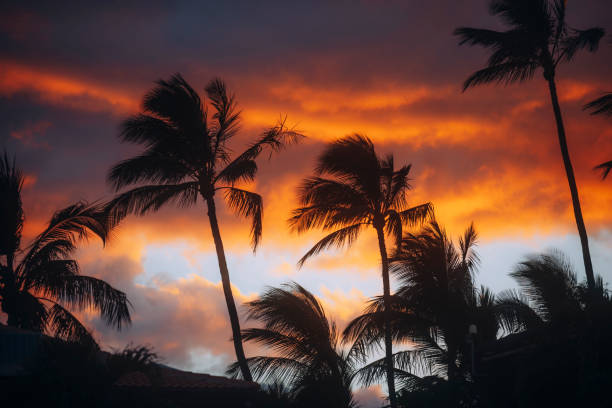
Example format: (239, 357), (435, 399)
(244, 283), (332, 344)
(352, 350), (431, 387)
(223, 187), (263, 251)
(205, 78), (241, 149)
(488, 0), (551, 33)
(297, 177), (369, 209)
(297, 223), (365, 268)
(226, 119), (304, 168)
(385, 210), (403, 249)
(495, 289), (543, 333)
(462, 61), (539, 91)
(398, 203), (433, 227)
(584, 92), (612, 117)
(559, 27), (605, 63)
(315, 134), (381, 201)
(227, 356), (308, 384)
(387, 164), (413, 211)
(40, 275), (131, 329)
(594, 160), (612, 180)
(105, 182), (198, 225)
(289, 176), (370, 234)
(46, 302), (98, 347)
(107, 151), (193, 191)
(23, 202), (115, 274)
(510, 252), (582, 324)
(234, 282), (353, 400)
(23, 259), (79, 291)
(240, 328), (316, 362)
(454, 27), (508, 47)
(458, 222), (480, 270)
(119, 114), (178, 147)
(143, 73), (205, 132)
(215, 158), (258, 185)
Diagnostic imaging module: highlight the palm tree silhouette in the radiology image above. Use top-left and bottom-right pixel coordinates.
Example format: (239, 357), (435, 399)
(106, 74), (302, 381)
(227, 283), (357, 408)
(492, 252), (612, 406)
(344, 221), (496, 383)
(454, 0), (605, 289)
(584, 93), (612, 179)
(496, 252), (611, 333)
(0, 153), (130, 345)
(289, 134), (432, 407)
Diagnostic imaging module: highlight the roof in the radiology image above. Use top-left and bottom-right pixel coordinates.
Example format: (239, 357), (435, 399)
(114, 365), (259, 390)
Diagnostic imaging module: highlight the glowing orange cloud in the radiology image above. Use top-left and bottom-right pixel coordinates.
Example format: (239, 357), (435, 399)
(0, 61), (138, 114)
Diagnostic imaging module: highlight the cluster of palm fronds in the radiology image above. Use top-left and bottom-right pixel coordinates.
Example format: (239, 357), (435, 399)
(233, 228), (612, 407)
(0, 154), (131, 346)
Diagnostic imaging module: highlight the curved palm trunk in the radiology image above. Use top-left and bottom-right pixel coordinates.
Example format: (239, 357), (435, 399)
(375, 226), (397, 408)
(205, 197), (253, 382)
(546, 77), (595, 289)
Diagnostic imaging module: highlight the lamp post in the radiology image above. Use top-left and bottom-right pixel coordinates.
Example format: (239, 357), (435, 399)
(468, 324), (477, 378)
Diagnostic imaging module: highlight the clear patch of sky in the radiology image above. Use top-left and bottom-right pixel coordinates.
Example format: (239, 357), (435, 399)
(138, 229), (612, 301)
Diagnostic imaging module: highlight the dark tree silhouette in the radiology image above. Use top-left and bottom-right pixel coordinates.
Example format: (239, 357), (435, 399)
(227, 283), (357, 408)
(344, 221), (497, 384)
(496, 252), (611, 333)
(0, 153), (130, 345)
(455, 0), (605, 289)
(584, 92), (612, 179)
(489, 252), (612, 407)
(289, 134), (432, 407)
(106, 74), (302, 381)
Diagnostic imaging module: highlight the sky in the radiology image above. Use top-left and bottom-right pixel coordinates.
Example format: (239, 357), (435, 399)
(1, 1), (611, 405)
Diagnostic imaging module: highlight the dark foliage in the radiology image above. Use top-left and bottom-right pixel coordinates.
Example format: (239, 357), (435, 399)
(228, 283), (357, 408)
(0, 153), (130, 345)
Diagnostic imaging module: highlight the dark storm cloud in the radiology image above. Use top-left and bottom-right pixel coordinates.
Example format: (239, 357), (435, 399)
(9, 0), (610, 89)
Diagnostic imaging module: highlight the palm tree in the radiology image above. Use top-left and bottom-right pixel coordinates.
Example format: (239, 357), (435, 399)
(344, 221), (496, 384)
(0, 153), (130, 345)
(289, 134), (432, 407)
(496, 252), (612, 334)
(106, 74), (302, 381)
(491, 252), (612, 407)
(584, 93), (612, 179)
(227, 283), (357, 408)
(454, 0), (605, 289)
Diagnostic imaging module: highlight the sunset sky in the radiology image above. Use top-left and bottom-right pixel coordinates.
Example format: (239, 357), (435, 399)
(1, 1), (611, 403)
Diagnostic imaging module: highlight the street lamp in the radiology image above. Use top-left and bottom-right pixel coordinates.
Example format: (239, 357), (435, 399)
(468, 324), (477, 377)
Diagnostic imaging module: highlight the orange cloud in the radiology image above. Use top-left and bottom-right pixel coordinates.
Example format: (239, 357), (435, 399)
(0, 60), (138, 114)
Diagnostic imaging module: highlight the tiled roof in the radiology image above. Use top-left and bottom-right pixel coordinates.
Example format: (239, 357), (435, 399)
(114, 366), (259, 390)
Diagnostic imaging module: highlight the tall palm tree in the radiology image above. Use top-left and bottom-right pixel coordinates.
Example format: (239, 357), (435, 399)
(0, 153), (130, 345)
(106, 74), (302, 381)
(584, 92), (612, 179)
(344, 221), (496, 383)
(454, 0), (605, 289)
(227, 283), (357, 408)
(289, 134), (432, 407)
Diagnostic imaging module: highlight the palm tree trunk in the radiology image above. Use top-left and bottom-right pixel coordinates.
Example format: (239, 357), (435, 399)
(375, 225), (397, 408)
(205, 196), (253, 382)
(546, 77), (595, 289)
